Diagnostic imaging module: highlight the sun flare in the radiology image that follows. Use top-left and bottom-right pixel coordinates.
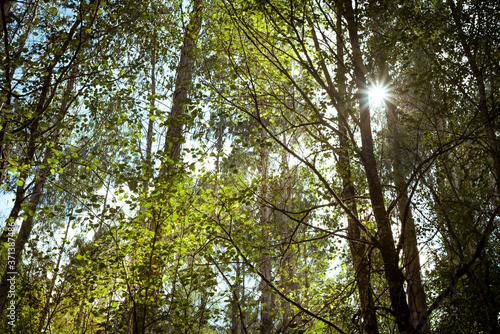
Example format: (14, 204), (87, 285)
(368, 85), (387, 106)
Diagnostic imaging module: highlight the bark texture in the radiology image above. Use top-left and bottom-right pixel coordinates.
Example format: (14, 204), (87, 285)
(161, 0), (203, 175)
(133, 2), (203, 331)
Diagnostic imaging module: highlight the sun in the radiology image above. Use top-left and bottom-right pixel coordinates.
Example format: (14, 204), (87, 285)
(368, 84), (387, 107)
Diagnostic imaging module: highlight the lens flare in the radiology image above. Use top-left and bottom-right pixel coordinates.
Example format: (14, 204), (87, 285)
(368, 85), (387, 107)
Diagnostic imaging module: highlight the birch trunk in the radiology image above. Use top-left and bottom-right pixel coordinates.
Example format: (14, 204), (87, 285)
(38, 215), (72, 332)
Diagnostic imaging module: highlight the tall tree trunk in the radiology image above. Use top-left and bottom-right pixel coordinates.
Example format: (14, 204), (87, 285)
(281, 246), (294, 333)
(0, 2), (85, 246)
(259, 125), (274, 334)
(279, 131), (296, 333)
(160, 0), (203, 175)
(230, 260), (241, 334)
(385, 98), (430, 334)
(197, 273), (208, 331)
(340, 1), (414, 332)
(448, 0), (500, 196)
(0, 133), (52, 313)
(336, 15), (379, 334)
(75, 284), (90, 334)
(0, 0), (14, 187)
(133, 33), (158, 334)
(133, 2), (204, 332)
(143, 35), (156, 196)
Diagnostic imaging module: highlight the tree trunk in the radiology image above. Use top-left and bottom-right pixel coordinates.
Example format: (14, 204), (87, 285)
(448, 0), (500, 196)
(336, 15), (379, 334)
(143, 35), (156, 196)
(133, 2), (204, 332)
(230, 260), (241, 334)
(160, 0), (203, 175)
(385, 99), (430, 334)
(448, 2), (499, 332)
(259, 125), (274, 334)
(340, 1), (414, 332)
(0, 134), (52, 313)
(279, 131), (296, 333)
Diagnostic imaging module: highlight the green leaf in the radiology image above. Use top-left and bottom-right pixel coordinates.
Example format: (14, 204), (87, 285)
(49, 7), (57, 15)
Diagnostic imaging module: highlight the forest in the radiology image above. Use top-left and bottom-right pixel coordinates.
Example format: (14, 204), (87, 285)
(0, 0), (499, 333)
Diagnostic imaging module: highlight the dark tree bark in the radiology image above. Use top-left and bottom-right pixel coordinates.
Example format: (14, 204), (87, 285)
(0, 133), (53, 313)
(385, 99), (430, 334)
(340, 1), (414, 332)
(278, 130), (297, 334)
(336, 15), (379, 334)
(230, 261), (241, 334)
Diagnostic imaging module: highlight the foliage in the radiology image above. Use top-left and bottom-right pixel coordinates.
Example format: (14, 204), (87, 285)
(0, 0), (499, 333)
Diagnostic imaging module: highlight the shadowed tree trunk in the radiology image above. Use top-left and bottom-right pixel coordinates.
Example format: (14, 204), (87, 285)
(143, 35), (156, 196)
(230, 260), (241, 334)
(279, 129), (297, 333)
(385, 97), (430, 334)
(38, 214), (72, 332)
(339, 1), (414, 332)
(336, 15), (379, 334)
